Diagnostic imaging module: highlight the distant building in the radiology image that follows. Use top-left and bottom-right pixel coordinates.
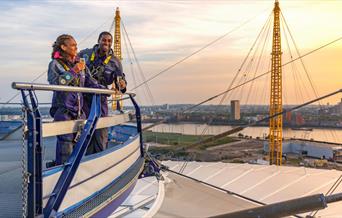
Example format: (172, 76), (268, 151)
(295, 112), (305, 125)
(319, 99), (342, 116)
(230, 100), (240, 120)
(285, 111), (292, 122)
(256, 114), (265, 121)
(263, 139), (342, 161)
(326, 98), (342, 115)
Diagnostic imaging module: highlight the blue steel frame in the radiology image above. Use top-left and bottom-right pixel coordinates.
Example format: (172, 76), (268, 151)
(21, 90), (44, 216)
(129, 94), (144, 157)
(20, 90), (145, 217)
(29, 91), (43, 215)
(129, 94), (161, 178)
(43, 94), (101, 217)
(21, 90), (41, 217)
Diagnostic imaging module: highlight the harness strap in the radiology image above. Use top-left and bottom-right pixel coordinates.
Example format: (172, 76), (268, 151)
(55, 59), (82, 119)
(56, 59), (70, 71)
(90, 51), (112, 65)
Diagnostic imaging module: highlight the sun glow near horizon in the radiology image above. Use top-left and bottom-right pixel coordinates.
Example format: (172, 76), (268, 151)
(0, 0), (341, 105)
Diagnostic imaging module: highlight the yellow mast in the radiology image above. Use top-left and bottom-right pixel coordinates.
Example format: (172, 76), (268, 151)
(269, 0), (283, 165)
(112, 7), (123, 110)
(114, 7), (122, 60)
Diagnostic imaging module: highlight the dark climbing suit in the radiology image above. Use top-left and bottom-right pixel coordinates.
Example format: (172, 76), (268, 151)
(47, 58), (103, 164)
(79, 45), (126, 155)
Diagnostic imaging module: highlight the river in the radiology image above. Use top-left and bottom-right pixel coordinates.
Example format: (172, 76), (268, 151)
(144, 123), (342, 144)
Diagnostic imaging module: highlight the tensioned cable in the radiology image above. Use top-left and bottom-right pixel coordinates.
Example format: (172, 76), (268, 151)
(235, 17), (271, 105)
(281, 11), (328, 141)
(245, 15), (272, 105)
(261, 59), (271, 105)
(130, 8), (270, 91)
(196, 12), (273, 138)
(4, 15), (114, 104)
(121, 20), (156, 106)
(184, 24), (271, 166)
(183, 88), (342, 150)
(183, 36), (342, 112)
(310, 174), (342, 217)
(196, 13), (272, 140)
(327, 175), (342, 196)
(281, 18), (305, 106)
(220, 12), (273, 106)
(175, 36), (341, 161)
(121, 22), (142, 104)
(280, 15), (305, 103)
(5, 9), (267, 106)
(281, 12), (338, 143)
(139, 36), (342, 134)
(166, 168), (303, 218)
(283, 23), (302, 104)
(281, 11), (321, 103)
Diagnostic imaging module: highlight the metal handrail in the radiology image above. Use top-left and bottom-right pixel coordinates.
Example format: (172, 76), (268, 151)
(17, 82), (144, 217)
(0, 98), (132, 105)
(12, 82), (136, 97)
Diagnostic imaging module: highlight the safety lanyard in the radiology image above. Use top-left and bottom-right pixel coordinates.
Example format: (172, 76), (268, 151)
(57, 59), (82, 119)
(90, 51), (112, 65)
(57, 59), (81, 86)
(89, 52), (112, 80)
(57, 59), (70, 71)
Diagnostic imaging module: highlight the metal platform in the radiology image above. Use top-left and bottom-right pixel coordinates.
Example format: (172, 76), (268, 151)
(0, 137), (145, 217)
(0, 137), (55, 217)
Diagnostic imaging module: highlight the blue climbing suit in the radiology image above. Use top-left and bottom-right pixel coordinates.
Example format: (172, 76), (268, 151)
(47, 58), (103, 165)
(79, 45), (126, 154)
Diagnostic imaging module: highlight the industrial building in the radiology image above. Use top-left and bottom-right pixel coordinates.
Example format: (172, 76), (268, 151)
(264, 139), (342, 161)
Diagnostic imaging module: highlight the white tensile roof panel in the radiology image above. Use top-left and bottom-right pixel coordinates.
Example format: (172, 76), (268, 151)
(153, 172), (257, 218)
(162, 161), (342, 217)
(223, 166), (278, 193)
(184, 162), (229, 181)
(168, 161), (202, 175)
(207, 164), (254, 186)
(243, 167), (320, 200)
(163, 160), (181, 170)
(263, 171), (340, 203)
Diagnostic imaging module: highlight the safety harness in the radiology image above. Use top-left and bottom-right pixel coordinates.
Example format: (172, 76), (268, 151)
(56, 59), (82, 86)
(88, 50), (112, 84)
(55, 59), (82, 119)
(90, 51), (112, 65)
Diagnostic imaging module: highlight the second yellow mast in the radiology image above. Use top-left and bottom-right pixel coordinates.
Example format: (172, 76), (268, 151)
(269, 0), (283, 165)
(112, 7), (123, 111)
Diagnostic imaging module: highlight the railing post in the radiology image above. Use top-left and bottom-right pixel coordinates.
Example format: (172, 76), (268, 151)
(129, 94), (144, 157)
(21, 90), (37, 217)
(28, 91), (43, 215)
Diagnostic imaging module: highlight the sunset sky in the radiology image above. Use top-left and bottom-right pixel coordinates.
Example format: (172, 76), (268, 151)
(0, 0), (341, 106)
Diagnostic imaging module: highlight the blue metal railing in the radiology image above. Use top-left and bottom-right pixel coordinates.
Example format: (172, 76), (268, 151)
(21, 90), (41, 217)
(13, 82), (142, 217)
(44, 94), (101, 217)
(129, 94), (144, 157)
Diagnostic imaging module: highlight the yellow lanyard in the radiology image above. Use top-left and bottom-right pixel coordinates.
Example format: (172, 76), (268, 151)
(57, 60), (81, 86)
(90, 51), (112, 65)
(57, 59), (70, 71)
